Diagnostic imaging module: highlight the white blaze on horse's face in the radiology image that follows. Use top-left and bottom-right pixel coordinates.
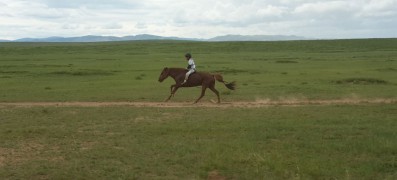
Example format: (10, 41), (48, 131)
(158, 67), (169, 82)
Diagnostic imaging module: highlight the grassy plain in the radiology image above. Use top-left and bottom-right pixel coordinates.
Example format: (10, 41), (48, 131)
(1, 39), (397, 179)
(0, 39), (396, 102)
(1, 105), (396, 179)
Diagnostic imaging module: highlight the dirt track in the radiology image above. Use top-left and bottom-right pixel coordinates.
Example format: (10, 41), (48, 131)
(0, 98), (396, 108)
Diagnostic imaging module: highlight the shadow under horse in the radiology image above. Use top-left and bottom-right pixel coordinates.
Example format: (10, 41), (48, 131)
(158, 67), (236, 103)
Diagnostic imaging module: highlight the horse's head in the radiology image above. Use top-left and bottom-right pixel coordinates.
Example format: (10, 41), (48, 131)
(158, 67), (169, 82)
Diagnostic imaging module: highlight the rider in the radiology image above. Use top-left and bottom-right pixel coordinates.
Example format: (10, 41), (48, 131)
(182, 53), (196, 84)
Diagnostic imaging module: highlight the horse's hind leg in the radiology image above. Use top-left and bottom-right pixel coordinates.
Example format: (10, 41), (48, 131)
(194, 85), (207, 104)
(209, 86), (220, 103)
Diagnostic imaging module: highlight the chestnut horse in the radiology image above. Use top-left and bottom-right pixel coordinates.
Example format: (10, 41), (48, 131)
(158, 67), (235, 103)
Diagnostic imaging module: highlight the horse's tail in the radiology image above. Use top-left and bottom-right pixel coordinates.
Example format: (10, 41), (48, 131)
(213, 74), (236, 90)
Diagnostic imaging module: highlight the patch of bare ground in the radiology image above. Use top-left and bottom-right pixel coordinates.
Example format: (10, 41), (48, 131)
(0, 98), (396, 108)
(0, 141), (63, 168)
(207, 170), (227, 180)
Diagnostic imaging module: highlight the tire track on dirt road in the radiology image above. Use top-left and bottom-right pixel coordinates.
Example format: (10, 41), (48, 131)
(0, 98), (396, 108)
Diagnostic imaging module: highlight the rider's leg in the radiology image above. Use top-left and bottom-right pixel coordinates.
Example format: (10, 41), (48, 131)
(182, 69), (194, 84)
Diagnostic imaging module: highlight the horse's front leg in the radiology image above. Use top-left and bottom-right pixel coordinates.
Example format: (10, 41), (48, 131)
(170, 84), (176, 95)
(165, 85), (180, 102)
(165, 94), (172, 102)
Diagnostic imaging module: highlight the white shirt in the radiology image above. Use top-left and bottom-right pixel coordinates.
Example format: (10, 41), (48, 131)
(188, 58), (196, 69)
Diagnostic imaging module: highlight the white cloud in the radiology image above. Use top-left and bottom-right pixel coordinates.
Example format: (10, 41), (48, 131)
(294, 1), (353, 15)
(357, 0), (397, 17)
(0, 0), (396, 40)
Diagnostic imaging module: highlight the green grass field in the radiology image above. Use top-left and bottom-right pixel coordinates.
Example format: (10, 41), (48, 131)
(1, 105), (396, 179)
(1, 39), (396, 179)
(0, 39), (396, 102)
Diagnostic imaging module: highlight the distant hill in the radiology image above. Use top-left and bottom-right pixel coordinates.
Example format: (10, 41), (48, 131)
(13, 34), (199, 42)
(4, 34), (308, 42)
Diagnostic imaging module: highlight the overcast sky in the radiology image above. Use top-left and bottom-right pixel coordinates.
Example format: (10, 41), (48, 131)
(1, 0), (396, 40)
